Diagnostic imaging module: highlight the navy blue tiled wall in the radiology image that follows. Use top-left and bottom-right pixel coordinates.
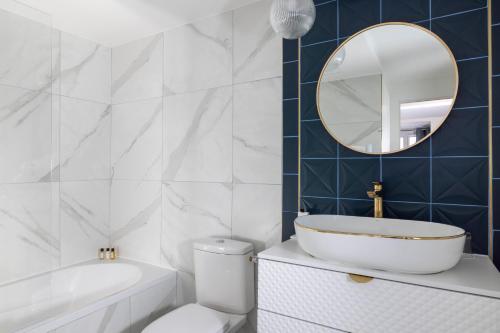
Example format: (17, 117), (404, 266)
(282, 0), (497, 264)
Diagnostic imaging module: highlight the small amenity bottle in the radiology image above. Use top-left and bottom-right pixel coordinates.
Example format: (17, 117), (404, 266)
(99, 248), (105, 260)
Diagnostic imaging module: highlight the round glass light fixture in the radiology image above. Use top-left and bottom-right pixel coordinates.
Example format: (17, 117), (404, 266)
(270, 0), (316, 39)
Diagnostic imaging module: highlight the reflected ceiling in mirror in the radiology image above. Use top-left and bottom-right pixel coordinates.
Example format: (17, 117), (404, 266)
(317, 23), (458, 154)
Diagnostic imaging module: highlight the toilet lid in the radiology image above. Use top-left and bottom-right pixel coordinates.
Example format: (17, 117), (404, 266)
(142, 303), (230, 333)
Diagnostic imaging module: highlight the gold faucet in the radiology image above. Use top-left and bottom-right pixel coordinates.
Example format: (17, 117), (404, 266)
(367, 181), (383, 218)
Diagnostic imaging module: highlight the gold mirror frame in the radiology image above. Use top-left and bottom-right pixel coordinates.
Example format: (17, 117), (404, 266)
(316, 22), (460, 155)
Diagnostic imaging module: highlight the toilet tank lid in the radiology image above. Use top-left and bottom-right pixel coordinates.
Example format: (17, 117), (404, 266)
(194, 238), (253, 255)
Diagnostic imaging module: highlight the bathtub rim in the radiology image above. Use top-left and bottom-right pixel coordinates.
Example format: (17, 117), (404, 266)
(4, 258), (176, 333)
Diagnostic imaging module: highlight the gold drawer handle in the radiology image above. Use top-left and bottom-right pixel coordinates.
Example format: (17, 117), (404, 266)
(348, 273), (374, 283)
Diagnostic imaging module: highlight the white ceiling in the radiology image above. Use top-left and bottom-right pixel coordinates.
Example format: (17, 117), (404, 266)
(10, 0), (262, 46)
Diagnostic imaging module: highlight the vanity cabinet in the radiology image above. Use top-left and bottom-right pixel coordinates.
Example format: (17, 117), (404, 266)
(257, 240), (500, 333)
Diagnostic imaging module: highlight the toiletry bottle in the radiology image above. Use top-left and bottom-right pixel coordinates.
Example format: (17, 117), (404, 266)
(99, 248), (105, 260)
(110, 248), (116, 260)
(105, 248), (111, 260)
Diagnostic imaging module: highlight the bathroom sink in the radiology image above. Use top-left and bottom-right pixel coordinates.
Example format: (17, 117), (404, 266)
(294, 215), (466, 274)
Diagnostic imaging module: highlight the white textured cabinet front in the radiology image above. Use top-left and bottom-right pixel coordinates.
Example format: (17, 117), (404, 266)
(258, 259), (500, 333)
(258, 310), (342, 333)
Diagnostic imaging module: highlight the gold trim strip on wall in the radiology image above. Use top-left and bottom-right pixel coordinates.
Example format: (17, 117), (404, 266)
(295, 221), (466, 240)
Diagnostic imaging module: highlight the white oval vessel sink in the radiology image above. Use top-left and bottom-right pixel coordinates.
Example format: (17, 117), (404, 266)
(295, 215), (466, 274)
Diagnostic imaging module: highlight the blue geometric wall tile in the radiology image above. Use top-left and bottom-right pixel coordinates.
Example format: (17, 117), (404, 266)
(384, 138), (430, 157)
(283, 175), (298, 212)
(494, 0), (500, 24)
(384, 201), (430, 221)
(338, 144), (374, 158)
(493, 180), (500, 230)
(494, 76), (500, 126)
(381, 0), (429, 22)
(284, 0), (491, 256)
(302, 0), (337, 46)
(283, 99), (298, 137)
(432, 107), (488, 156)
(432, 204), (488, 255)
(282, 211), (298, 241)
(339, 199), (374, 217)
(339, 158), (380, 199)
(283, 39), (298, 62)
(494, 231), (500, 269)
(454, 58), (488, 108)
(302, 196), (337, 215)
(415, 20), (431, 30)
(382, 158), (430, 202)
(283, 62), (298, 99)
(283, 138), (298, 174)
(431, 9), (487, 60)
(432, 157), (488, 205)
(494, 128), (500, 178)
(431, 0), (487, 18)
(301, 42), (337, 83)
(301, 83), (319, 120)
(339, 0), (380, 37)
(302, 159), (337, 197)
(494, 25), (500, 74)
(301, 120), (337, 158)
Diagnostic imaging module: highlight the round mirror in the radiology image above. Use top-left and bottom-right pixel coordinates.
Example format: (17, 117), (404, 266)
(317, 23), (458, 154)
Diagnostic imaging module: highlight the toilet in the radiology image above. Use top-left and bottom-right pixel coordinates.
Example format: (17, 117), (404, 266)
(143, 238), (255, 333)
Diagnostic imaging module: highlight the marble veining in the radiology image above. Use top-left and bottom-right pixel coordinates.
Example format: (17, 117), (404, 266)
(60, 181), (109, 265)
(111, 98), (162, 181)
(232, 183), (281, 252)
(0, 84), (52, 183)
(164, 12), (232, 95)
(233, 78), (282, 185)
(112, 33), (163, 104)
(161, 181), (232, 274)
(0, 9), (52, 91)
(0, 183), (59, 284)
(233, 0), (282, 83)
(163, 86), (232, 182)
(60, 32), (111, 104)
(59, 97), (111, 181)
(110, 180), (162, 265)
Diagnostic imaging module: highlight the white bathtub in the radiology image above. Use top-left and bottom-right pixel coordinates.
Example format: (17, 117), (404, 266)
(0, 259), (176, 333)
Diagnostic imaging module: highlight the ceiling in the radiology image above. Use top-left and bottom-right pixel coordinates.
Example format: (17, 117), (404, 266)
(10, 0), (261, 46)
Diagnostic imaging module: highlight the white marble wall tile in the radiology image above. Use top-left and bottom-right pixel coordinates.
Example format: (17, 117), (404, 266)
(110, 180), (162, 265)
(161, 181), (232, 274)
(54, 298), (130, 333)
(112, 33), (163, 104)
(0, 9), (52, 91)
(163, 87), (232, 182)
(51, 30), (62, 95)
(60, 181), (110, 266)
(111, 98), (162, 181)
(60, 32), (111, 104)
(0, 183), (59, 284)
(233, 78), (282, 184)
(130, 275), (177, 333)
(233, 0), (282, 83)
(59, 96), (111, 181)
(175, 270), (196, 307)
(0, 85), (52, 183)
(164, 12), (232, 95)
(232, 184), (281, 253)
(49, 94), (61, 182)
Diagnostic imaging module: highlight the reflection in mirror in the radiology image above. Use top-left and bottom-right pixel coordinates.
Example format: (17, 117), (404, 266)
(317, 23), (458, 154)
